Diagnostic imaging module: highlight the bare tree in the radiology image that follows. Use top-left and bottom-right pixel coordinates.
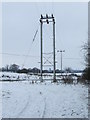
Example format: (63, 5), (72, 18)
(65, 67), (72, 74)
(82, 40), (90, 81)
(5, 65), (9, 71)
(9, 64), (19, 72)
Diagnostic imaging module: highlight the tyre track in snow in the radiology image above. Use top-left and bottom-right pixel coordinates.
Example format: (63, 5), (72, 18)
(16, 91), (46, 118)
(42, 97), (46, 118)
(16, 95), (31, 118)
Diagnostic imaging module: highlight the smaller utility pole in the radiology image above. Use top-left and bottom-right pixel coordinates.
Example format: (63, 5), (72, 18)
(53, 15), (56, 82)
(40, 15), (43, 82)
(57, 50), (65, 75)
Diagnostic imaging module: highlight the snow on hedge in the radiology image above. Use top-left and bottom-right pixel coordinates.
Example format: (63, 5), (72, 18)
(0, 72), (81, 81)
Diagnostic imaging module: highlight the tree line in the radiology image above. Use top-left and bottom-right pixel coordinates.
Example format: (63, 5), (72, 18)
(0, 64), (40, 73)
(0, 64), (81, 74)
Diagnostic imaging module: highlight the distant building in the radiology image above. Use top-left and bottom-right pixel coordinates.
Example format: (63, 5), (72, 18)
(49, 68), (52, 72)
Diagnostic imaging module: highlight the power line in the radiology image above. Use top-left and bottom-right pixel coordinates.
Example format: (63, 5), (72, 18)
(51, 0), (55, 16)
(33, 29), (38, 42)
(0, 52), (83, 60)
(22, 26), (39, 68)
(0, 52), (39, 58)
(63, 58), (83, 60)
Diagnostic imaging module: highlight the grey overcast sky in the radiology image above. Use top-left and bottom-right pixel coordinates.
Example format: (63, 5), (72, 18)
(2, 2), (88, 70)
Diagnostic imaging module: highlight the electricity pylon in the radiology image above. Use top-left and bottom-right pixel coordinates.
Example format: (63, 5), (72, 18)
(40, 14), (56, 82)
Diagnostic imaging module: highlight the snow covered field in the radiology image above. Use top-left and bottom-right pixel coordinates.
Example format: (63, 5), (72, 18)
(0, 71), (82, 81)
(1, 79), (88, 118)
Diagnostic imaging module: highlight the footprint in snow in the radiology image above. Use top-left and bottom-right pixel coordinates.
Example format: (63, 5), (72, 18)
(62, 114), (65, 116)
(39, 92), (42, 95)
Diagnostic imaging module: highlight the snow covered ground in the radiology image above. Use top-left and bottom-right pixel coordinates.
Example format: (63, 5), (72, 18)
(0, 72), (81, 81)
(0, 72), (37, 81)
(1, 80), (88, 118)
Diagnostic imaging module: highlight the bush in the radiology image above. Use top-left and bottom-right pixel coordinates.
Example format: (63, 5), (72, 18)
(17, 68), (29, 73)
(63, 75), (73, 84)
(82, 67), (90, 83)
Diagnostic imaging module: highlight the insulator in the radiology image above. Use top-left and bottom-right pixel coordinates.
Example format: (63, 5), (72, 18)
(41, 14), (43, 19)
(46, 14), (48, 18)
(46, 19), (49, 24)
